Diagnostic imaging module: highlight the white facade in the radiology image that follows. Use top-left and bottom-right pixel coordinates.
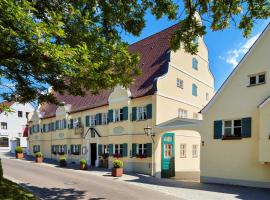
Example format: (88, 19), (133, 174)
(0, 102), (34, 153)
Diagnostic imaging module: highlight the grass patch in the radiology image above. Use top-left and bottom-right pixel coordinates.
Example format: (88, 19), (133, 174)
(0, 178), (38, 200)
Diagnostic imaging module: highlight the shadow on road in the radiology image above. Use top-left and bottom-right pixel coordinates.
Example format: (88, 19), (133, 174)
(123, 172), (270, 200)
(20, 183), (87, 200)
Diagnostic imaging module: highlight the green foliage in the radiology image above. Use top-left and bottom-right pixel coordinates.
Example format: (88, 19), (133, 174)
(34, 152), (43, 158)
(112, 159), (123, 168)
(59, 156), (66, 161)
(0, 0), (268, 104)
(80, 159), (87, 165)
(0, 178), (37, 199)
(15, 146), (23, 153)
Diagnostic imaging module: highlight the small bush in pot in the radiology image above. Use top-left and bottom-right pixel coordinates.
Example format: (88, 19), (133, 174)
(59, 156), (67, 167)
(80, 159), (87, 170)
(35, 152), (43, 163)
(15, 146), (24, 159)
(112, 160), (123, 177)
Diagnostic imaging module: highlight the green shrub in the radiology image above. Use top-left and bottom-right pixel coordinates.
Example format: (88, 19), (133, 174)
(80, 159), (87, 165)
(34, 152), (43, 158)
(59, 156), (66, 161)
(112, 160), (123, 168)
(15, 146), (23, 153)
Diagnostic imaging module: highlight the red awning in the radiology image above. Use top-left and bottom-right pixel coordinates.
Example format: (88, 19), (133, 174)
(23, 125), (29, 137)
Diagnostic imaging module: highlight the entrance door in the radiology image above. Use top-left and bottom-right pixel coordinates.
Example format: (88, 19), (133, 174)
(90, 143), (97, 166)
(161, 133), (175, 178)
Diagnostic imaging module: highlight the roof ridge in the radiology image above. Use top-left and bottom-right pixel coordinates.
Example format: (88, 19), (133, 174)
(129, 23), (179, 47)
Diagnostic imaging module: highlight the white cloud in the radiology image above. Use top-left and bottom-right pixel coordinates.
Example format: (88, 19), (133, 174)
(222, 33), (260, 68)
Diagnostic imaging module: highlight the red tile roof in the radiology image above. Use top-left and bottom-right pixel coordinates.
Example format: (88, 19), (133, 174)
(40, 24), (179, 119)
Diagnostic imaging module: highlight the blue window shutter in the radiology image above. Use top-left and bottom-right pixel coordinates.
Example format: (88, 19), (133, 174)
(108, 110), (114, 123)
(51, 145), (54, 153)
(108, 144), (113, 156)
(37, 124), (40, 132)
(98, 144), (103, 156)
(123, 106), (128, 120)
(99, 113), (102, 124)
(146, 143), (152, 157)
(70, 119), (73, 129)
(242, 117), (252, 138)
(78, 145), (81, 154)
(123, 143), (128, 157)
(43, 124), (45, 132)
(192, 58), (198, 70)
(85, 116), (89, 127)
(132, 143), (137, 157)
(70, 144), (74, 154)
(56, 121), (59, 130)
(146, 104), (152, 119)
(95, 114), (100, 125)
(132, 107), (137, 121)
(214, 120), (222, 139)
(63, 119), (67, 129)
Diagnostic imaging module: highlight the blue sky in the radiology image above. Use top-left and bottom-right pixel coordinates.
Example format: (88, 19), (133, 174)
(122, 12), (270, 91)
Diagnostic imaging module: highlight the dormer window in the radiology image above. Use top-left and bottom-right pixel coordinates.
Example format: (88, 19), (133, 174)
(249, 73), (266, 86)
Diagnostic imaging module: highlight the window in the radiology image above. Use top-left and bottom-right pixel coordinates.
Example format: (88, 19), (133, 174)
(1, 122), (7, 130)
(192, 58), (198, 70)
(26, 112), (30, 119)
(101, 113), (108, 125)
(192, 84), (198, 96)
(223, 119), (242, 138)
(89, 115), (96, 126)
(164, 144), (173, 158)
(192, 144), (198, 158)
(249, 73), (266, 86)
(178, 109), (188, 118)
(18, 111), (23, 118)
(71, 144), (81, 155)
(206, 93), (209, 101)
(73, 118), (81, 128)
(32, 124), (39, 133)
(180, 144), (187, 158)
(57, 119), (66, 130)
(114, 109), (123, 122)
(58, 145), (65, 153)
(33, 145), (40, 153)
(177, 78), (184, 89)
(137, 106), (147, 121)
(114, 144), (123, 155)
(0, 137), (9, 147)
(193, 113), (198, 119)
(138, 144), (147, 155)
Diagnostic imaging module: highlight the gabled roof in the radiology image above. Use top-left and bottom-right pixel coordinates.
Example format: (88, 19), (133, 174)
(258, 96), (270, 109)
(157, 117), (201, 130)
(0, 101), (14, 107)
(40, 24), (180, 119)
(201, 23), (270, 114)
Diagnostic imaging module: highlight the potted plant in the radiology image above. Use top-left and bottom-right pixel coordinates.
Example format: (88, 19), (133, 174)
(112, 160), (123, 177)
(15, 146), (24, 159)
(80, 159), (87, 170)
(59, 156), (67, 167)
(35, 152), (43, 163)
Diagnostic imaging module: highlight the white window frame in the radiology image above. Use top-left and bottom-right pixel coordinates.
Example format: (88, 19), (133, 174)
(180, 144), (187, 158)
(58, 145), (64, 153)
(192, 144), (198, 158)
(192, 84), (198, 96)
(103, 144), (108, 154)
(101, 113), (108, 125)
(178, 109), (188, 118)
(72, 144), (80, 154)
(89, 115), (96, 126)
(137, 144), (147, 155)
(223, 119), (242, 137)
(114, 144), (123, 155)
(114, 109), (123, 122)
(249, 72), (266, 86)
(137, 106), (147, 121)
(176, 78), (184, 89)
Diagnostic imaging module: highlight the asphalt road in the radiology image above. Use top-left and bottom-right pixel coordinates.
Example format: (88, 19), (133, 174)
(2, 158), (182, 200)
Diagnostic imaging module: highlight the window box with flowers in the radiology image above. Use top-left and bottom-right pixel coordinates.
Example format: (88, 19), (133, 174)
(71, 144), (81, 156)
(136, 154), (147, 159)
(132, 143), (152, 159)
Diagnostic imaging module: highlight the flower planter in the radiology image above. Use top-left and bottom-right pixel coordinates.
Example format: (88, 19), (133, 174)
(16, 152), (24, 159)
(80, 163), (87, 170)
(112, 167), (123, 177)
(59, 160), (67, 167)
(35, 157), (43, 163)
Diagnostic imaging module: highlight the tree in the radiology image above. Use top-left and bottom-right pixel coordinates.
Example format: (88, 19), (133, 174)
(0, 0), (269, 104)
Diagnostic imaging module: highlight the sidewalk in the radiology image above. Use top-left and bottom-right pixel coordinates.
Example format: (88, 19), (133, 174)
(2, 153), (270, 200)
